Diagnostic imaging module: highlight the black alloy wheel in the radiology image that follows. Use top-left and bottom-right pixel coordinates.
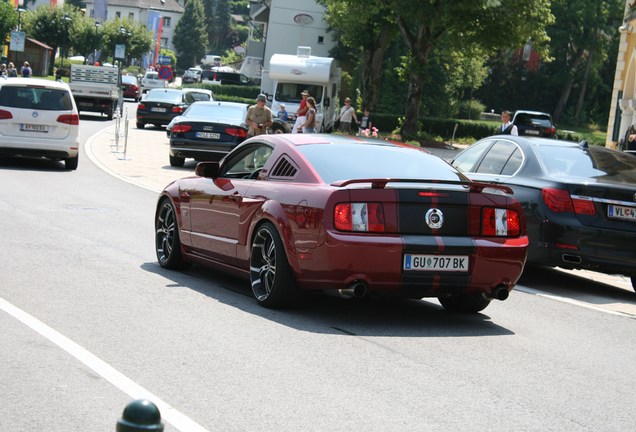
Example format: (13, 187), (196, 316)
(155, 199), (189, 270)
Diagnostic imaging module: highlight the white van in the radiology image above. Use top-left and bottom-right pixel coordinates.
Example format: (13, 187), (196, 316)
(201, 55), (222, 67)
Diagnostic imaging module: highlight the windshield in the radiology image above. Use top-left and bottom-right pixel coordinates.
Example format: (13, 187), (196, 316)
(297, 142), (465, 184)
(275, 84), (324, 104)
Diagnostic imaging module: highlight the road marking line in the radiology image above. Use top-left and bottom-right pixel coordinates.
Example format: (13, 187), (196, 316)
(515, 287), (636, 318)
(0, 297), (210, 432)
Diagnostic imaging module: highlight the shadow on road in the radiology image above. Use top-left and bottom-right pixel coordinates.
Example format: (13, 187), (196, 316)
(140, 261), (515, 338)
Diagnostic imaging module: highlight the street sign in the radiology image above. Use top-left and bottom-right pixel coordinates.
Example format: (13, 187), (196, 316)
(158, 55), (172, 65)
(10, 31), (26, 52)
(158, 65), (173, 81)
(115, 44), (126, 59)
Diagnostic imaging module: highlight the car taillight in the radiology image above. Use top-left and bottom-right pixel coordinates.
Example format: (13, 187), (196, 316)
(334, 203), (385, 232)
(172, 124), (192, 133)
(138, 103), (146, 110)
(541, 188), (596, 215)
(57, 114), (79, 125)
(226, 127), (248, 138)
(482, 208), (520, 237)
(0, 109), (13, 120)
(172, 106), (184, 113)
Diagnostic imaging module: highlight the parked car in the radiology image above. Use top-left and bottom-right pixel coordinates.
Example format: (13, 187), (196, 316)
(121, 75), (141, 101)
(168, 101), (248, 166)
(155, 134), (529, 311)
(0, 77), (80, 170)
(140, 71), (167, 94)
(200, 70), (253, 86)
(136, 89), (193, 129)
(181, 67), (202, 84)
(512, 110), (557, 138)
(450, 135), (636, 291)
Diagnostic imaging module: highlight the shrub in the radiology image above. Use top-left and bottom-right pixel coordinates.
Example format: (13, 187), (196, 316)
(456, 99), (485, 120)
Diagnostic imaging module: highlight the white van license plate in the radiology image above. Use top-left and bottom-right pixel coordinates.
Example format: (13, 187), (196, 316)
(404, 254), (469, 272)
(21, 124), (48, 132)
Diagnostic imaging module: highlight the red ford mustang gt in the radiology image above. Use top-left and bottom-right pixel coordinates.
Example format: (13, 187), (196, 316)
(155, 134), (529, 312)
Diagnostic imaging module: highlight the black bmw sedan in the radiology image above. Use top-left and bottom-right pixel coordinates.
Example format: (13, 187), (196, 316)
(450, 135), (636, 291)
(136, 89), (193, 129)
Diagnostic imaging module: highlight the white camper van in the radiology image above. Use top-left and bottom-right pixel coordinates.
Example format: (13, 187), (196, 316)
(261, 47), (340, 132)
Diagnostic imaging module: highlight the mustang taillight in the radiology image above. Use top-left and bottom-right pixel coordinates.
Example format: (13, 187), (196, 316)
(482, 208), (520, 237)
(334, 203), (385, 232)
(172, 106), (184, 113)
(172, 124), (192, 133)
(226, 127), (248, 138)
(57, 114), (79, 125)
(138, 103), (146, 110)
(541, 188), (596, 215)
(0, 109), (13, 120)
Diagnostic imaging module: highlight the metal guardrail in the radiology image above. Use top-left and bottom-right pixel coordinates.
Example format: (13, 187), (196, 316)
(112, 105), (130, 159)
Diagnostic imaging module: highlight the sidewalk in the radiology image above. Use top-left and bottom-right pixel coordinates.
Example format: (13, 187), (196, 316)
(84, 121), (466, 193)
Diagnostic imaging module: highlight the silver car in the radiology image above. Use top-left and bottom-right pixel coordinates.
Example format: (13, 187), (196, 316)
(140, 71), (167, 94)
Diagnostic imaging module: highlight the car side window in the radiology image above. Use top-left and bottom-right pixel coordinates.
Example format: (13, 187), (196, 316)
(222, 144), (274, 179)
(475, 141), (521, 175)
(451, 140), (492, 173)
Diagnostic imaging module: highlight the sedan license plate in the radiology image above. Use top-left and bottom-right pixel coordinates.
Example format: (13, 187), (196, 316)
(404, 254), (469, 272)
(525, 129), (540, 135)
(608, 204), (636, 221)
(151, 107), (167, 112)
(20, 124), (48, 133)
(196, 132), (220, 140)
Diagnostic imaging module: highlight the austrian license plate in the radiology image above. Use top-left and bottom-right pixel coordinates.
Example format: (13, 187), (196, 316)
(403, 254), (469, 272)
(196, 132), (220, 140)
(525, 129), (540, 135)
(20, 124), (48, 133)
(151, 107), (166, 112)
(608, 204), (636, 221)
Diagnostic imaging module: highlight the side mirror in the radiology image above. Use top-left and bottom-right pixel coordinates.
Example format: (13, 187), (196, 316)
(195, 161), (220, 178)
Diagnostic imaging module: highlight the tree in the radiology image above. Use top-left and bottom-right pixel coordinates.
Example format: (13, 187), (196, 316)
(0, 2), (18, 50)
(22, 5), (83, 75)
(321, 0), (397, 112)
(173, 0), (207, 68)
(387, 0), (554, 136)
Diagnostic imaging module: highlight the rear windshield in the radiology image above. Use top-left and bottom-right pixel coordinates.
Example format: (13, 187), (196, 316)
(145, 73), (159, 80)
(537, 145), (636, 183)
(122, 76), (138, 85)
(296, 142), (466, 184)
(514, 113), (552, 127)
(145, 90), (183, 103)
(184, 103), (245, 124)
(0, 86), (72, 110)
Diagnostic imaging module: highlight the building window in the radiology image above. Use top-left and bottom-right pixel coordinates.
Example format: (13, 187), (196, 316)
(161, 38), (169, 48)
(317, 35), (324, 44)
(115, 11), (121, 18)
(163, 17), (171, 27)
(129, 12), (134, 19)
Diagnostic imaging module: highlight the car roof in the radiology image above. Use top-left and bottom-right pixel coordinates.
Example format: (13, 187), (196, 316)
(513, 110), (552, 116)
(0, 77), (71, 91)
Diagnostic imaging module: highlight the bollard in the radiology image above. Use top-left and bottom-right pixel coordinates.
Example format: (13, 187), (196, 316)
(116, 399), (164, 432)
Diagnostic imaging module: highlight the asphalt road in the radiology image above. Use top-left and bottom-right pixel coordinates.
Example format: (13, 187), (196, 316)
(1, 106), (636, 431)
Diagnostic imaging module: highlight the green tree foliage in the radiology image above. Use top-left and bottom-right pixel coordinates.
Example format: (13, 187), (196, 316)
(99, 19), (154, 67)
(72, 18), (104, 64)
(173, 0), (208, 69)
(0, 2), (18, 49)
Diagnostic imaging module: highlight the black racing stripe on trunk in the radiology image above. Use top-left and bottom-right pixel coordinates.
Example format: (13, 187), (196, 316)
(395, 189), (471, 235)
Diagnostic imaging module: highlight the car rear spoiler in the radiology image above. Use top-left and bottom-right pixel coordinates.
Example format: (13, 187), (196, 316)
(331, 178), (514, 194)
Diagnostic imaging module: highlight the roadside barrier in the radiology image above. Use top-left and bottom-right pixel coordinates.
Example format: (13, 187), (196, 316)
(116, 399), (164, 431)
(113, 106), (130, 159)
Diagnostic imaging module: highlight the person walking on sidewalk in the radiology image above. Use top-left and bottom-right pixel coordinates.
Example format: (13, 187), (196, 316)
(298, 97), (317, 133)
(499, 110), (518, 135)
(292, 90), (310, 133)
(337, 97), (358, 133)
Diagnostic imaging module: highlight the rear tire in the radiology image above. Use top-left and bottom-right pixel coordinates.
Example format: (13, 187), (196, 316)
(631, 274), (636, 293)
(64, 155), (78, 170)
(155, 199), (190, 270)
(438, 293), (491, 313)
(250, 222), (296, 308)
(169, 155), (185, 167)
(136, 122), (144, 129)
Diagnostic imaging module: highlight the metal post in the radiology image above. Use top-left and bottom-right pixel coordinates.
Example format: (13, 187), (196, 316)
(123, 117), (129, 160)
(116, 399), (164, 432)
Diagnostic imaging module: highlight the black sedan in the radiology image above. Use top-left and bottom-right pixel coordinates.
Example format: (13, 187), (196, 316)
(136, 89), (193, 129)
(450, 136), (636, 290)
(168, 101), (248, 167)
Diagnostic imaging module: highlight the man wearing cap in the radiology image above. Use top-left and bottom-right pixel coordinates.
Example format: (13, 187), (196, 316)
(246, 94), (273, 137)
(292, 89), (310, 133)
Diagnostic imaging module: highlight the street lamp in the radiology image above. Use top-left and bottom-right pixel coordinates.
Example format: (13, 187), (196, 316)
(93, 21), (101, 65)
(61, 13), (72, 72)
(12, 5), (26, 65)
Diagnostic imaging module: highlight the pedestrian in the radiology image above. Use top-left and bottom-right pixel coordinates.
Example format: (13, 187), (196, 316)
(292, 89), (310, 133)
(20, 61), (32, 78)
(298, 97), (317, 133)
(337, 97), (358, 133)
(7, 62), (17, 77)
(0, 63), (6, 77)
(55, 67), (63, 81)
(245, 93), (273, 137)
(358, 107), (373, 134)
(277, 104), (288, 121)
(499, 110), (518, 135)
